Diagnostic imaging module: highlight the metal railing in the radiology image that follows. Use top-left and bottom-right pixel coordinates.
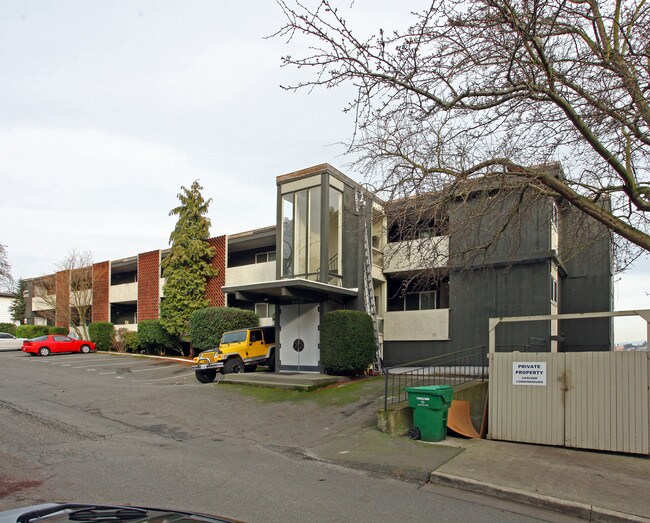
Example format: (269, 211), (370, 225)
(383, 345), (487, 410)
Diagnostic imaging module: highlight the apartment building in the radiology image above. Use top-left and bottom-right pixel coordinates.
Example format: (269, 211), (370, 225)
(23, 163), (613, 369)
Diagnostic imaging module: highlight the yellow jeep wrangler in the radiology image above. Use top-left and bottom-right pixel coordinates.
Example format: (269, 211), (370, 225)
(192, 326), (276, 383)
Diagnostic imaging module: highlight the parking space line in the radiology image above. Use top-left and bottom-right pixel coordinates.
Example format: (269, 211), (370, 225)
(131, 365), (180, 373)
(136, 372), (195, 383)
(72, 361), (151, 369)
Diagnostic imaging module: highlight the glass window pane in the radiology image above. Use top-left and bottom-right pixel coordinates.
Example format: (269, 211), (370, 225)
(282, 194), (294, 277)
(296, 190), (308, 276)
(309, 186), (321, 274)
(268, 251), (276, 262)
(420, 291), (437, 310)
(328, 187), (342, 279)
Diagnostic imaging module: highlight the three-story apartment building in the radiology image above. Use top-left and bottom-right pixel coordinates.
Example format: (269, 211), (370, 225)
(23, 163), (613, 370)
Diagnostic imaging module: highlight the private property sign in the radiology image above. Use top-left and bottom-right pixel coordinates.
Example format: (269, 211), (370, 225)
(513, 362), (547, 386)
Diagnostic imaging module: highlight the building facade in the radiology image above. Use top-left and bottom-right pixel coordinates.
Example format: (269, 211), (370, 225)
(22, 164), (613, 369)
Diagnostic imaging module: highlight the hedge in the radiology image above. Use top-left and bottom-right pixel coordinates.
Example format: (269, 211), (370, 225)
(320, 310), (376, 376)
(89, 322), (115, 351)
(123, 330), (140, 353)
(16, 325), (50, 339)
(189, 307), (259, 351)
(0, 323), (16, 335)
(49, 326), (68, 335)
(138, 320), (179, 355)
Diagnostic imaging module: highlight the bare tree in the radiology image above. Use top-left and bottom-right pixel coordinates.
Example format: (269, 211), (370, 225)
(275, 0), (650, 265)
(0, 243), (13, 292)
(35, 250), (99, 339)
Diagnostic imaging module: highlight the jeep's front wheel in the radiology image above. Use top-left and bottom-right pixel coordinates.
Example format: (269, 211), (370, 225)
(224, 357), (245, 374)
(195, 369), (217, 383)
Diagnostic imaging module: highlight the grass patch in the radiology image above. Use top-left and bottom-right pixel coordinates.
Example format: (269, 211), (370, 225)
(225, 376), (385, 407)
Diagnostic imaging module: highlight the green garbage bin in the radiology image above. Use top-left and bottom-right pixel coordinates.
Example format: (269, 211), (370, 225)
(404, 385), (453, 442)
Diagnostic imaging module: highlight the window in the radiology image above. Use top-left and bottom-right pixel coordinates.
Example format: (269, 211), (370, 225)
(390, 291), (438, 311)
(417, 228), (435, 239)
(53, 336), (72, 342)
(255, 251), (276, 264)
(551, 277), (558, 304)
(249, 330), (263, 343)
(419, 291), (437, 310)
(255, 303), (276, 319)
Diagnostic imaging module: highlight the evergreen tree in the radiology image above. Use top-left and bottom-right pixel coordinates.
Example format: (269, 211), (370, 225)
(160, 181), (217, 337)
(10, 278), (26, 324)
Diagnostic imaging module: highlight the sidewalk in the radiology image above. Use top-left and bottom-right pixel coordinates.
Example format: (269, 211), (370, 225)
(309, 427), (650, 522)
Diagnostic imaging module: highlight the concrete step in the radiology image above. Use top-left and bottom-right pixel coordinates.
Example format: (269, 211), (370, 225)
(220, 372), (345, 390)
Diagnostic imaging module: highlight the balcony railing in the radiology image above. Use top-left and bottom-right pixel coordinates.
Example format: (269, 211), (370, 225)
(226, 261), (275, 287)
(384, 308), (450, 341)
(383, 236), (449, 273)
(110, 282), (138, 303)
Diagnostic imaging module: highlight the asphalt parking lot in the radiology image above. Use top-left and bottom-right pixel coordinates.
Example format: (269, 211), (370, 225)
(0, 351), (196, 386)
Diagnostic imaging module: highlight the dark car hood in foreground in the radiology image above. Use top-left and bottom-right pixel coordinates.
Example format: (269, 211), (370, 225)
(0, 504), (243, 523)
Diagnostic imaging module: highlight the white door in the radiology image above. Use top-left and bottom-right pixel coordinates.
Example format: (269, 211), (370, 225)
(279, 303), (320, 372)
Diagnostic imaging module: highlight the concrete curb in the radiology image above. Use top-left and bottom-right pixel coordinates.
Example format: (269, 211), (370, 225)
(429, 472), (650, 522)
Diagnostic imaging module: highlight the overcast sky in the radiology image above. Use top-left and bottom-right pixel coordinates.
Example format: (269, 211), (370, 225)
(0, 1), (647, 341)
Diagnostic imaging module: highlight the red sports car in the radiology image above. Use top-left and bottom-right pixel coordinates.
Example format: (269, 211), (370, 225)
(22, 335), (96, 357)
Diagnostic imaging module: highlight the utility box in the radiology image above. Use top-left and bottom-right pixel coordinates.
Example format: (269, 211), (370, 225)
(405, 385), (453, 442)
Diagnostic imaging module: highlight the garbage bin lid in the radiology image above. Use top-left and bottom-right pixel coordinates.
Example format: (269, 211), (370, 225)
(404, 385), (453, 394)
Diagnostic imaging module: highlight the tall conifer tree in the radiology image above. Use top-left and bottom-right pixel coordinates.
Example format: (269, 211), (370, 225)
(160, 181), (217, 337)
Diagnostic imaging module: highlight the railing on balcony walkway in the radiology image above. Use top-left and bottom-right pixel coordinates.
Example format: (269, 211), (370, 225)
(383, 345), (487, 410)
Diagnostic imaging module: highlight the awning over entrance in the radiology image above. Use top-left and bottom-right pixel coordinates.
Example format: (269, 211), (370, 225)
(222, 278), (358, 304)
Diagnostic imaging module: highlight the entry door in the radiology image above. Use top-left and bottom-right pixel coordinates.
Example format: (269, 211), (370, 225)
(279, 304), (320, 372)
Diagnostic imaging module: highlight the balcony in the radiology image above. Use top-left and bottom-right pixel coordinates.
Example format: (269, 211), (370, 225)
(32, 296), (54, 312)
(226, 261), (275, 287)
(110, 282), (138, 303)
(384, 308), (450, 341)
(383, 236), (449, 273)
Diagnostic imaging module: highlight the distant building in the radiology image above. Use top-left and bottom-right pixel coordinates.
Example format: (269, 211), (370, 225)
(22, 163), (613, 369)
(0, 291), (16, 325)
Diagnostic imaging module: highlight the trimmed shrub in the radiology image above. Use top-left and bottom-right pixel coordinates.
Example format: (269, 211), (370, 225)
(16, 324), (50, 339)
(138, 320), (179, 355)
(189, 307), (259, 351)
(0, 323), (16, 335)
(114, 328), (140, 353)
(321, 310), (376, 376)
(49, 326), (69, 335)
(89, 322), (115, 351)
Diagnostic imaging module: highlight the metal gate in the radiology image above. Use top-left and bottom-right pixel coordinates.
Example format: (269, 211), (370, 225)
(488, 351), (650, 454)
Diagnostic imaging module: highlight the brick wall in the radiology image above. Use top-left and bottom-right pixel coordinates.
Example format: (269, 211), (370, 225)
(137, 250), (161, 321)
(205, 235), (227, 307)
(55, 270), (69, 327)
(92, 261), (110, 323)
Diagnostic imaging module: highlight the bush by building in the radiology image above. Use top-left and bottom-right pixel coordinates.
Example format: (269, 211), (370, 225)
(89, 322), (115, 351)
(138, 320), (179, 355)
(49, 327), (69, 335)
(0, 322), (16, 335)
(189, 307), (259, 352)
(113, 328), (140, 353)
(16, 325), (50, 339)
(321, 310), (376, 376)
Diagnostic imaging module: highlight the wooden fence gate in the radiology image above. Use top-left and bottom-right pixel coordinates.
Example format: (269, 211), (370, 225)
(488, 351), (650, 454)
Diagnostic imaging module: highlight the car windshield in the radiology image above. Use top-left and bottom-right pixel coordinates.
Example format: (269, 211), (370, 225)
(220, 331), (246, 344)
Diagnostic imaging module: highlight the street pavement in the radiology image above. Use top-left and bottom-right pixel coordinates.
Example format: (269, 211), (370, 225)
(224, 370), (650, 522)
(0, 350), (648, 522)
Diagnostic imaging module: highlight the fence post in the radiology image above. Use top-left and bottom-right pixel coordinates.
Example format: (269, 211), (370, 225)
(384, 368), (389, 411)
